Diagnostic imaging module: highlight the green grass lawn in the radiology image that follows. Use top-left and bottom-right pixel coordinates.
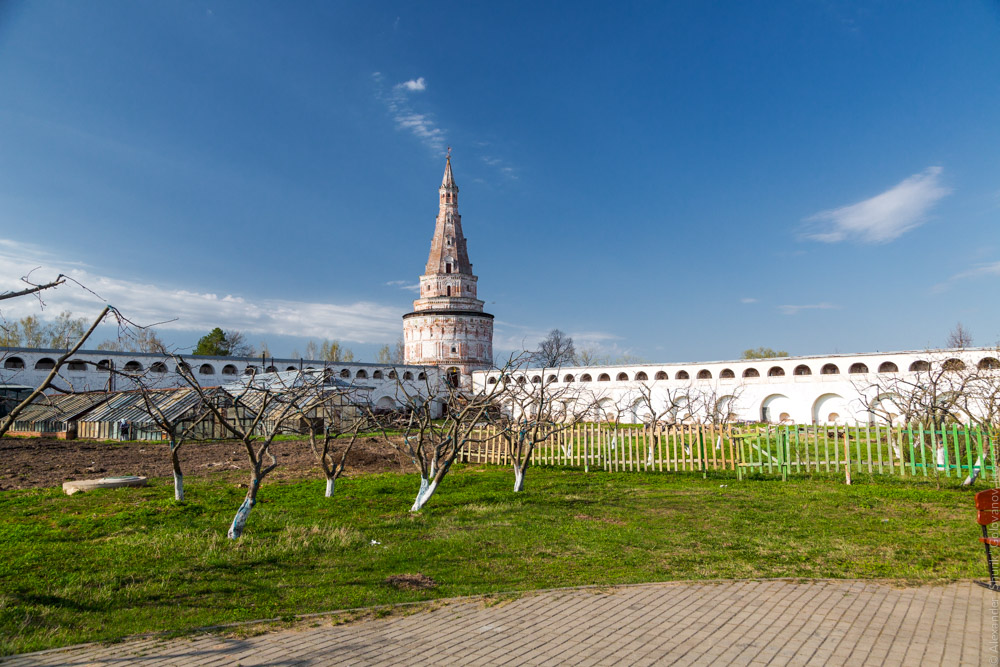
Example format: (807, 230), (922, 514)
(0, 465), (988, 655)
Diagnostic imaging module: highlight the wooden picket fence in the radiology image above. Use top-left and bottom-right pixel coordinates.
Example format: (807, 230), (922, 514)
(460, 422), (998, 482)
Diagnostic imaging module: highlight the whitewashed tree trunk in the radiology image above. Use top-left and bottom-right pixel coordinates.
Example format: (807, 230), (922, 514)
(170, 443), (184, 502)
(228, 478), (260, 540)
(513, 467), (525, 492)
(963, 455), (984, 486)
(325, 477), (336, 497)
(410, 476), (438, 512)
(936, 446), (946, 471)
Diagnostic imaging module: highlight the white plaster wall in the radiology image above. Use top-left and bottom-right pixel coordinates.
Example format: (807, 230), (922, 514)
(473, 348), (1000, 425)
(0, 347), (442, 410)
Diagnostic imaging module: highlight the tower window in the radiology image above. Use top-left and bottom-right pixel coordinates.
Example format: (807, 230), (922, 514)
(447, 286), (451, 296)
(446, 263), (452, 273)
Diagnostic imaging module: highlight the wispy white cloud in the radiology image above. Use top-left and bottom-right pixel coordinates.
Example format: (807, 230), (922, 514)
(0, 240), (404, 344)
(740, 297), (758, 304)
(373, 73), (446, 154)
(481, 155), (518, 180)
(777, 302), (839, 316)
(931, 260), (1000, 293)
(385, 280), (420, 293)
(802, 166), (951, 244)
(395, 77), (426, 92)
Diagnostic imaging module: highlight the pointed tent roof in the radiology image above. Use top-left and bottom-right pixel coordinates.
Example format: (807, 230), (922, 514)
(441, 154), (457, 190)
(424, 155), (472, 275)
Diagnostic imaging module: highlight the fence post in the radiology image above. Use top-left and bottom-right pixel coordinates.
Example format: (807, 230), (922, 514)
(736, 429), (745, 481)
(843, 427), (852, 485)
(699, 426), (707, 479)
(780, 429), (788, 482)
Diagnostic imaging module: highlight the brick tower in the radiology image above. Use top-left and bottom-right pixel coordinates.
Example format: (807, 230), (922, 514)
(403, 154), (494, 386)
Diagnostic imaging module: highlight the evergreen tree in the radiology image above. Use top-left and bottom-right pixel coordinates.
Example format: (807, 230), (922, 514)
(193, 328), (230, 356)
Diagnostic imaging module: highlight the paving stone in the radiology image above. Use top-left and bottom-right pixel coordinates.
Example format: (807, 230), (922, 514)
(1, 580), (991, 666)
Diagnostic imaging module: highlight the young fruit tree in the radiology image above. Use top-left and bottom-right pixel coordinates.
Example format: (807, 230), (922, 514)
(287, 378), (375, 497)
(181, 364), (334, 538)
(492, 363), (599, 492)
(953, 353), (1000, 485)
(123, 375), (213, 502)
(379, 371), (500, 511)
(853, 353), (976, 483)
(624, 379), (697, 464)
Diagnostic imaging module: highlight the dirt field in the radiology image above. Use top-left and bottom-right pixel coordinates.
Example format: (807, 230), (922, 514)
(0, 435), (411, 491)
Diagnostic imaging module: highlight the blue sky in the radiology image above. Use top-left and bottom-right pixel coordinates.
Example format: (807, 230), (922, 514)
(0, 1), (998, 362)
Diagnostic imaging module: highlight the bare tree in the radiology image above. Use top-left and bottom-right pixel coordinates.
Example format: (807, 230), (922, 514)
(492, 359), (598, 491)
(288, 381), (375, 497)
(97, 327), (166, 353)
(853, 353), (975, 479)
(0, 273), (66, 302)
(320, 340), (354, 362)
(946, 322), (973, 349)
(624, 380), (695, 464)
(0, 311), (90, 349)
(224, 330), (257, 357)
(126, 376), (213, 502)
(627, 380), (692, 426)
(393, 336), (406, 364)
(378, 372), (499, 511)
(0, 306), (111, 439)
(575, 347), (607, 367)
(534, 329), (576, 367)
(693, 382), (746, 427)
(0, 314), (45, 347)
(952, 352), (1000, 485)
(375, 344), (393, 364)
(180, 365), (330, 538)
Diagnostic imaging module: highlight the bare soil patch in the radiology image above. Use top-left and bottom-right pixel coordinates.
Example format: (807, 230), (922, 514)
(0, 435), (409, 491)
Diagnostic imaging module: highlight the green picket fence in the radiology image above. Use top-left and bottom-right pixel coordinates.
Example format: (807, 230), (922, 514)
(734, 423), (996, 481)
(461, 422), (998, 482)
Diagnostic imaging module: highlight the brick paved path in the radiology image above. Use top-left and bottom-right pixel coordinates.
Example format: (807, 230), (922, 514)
(3, 579), (996, 666)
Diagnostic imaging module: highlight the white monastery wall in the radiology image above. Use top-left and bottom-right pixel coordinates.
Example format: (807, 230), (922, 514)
(0, 347), (440, 412)
(474, 348), (1000, 425)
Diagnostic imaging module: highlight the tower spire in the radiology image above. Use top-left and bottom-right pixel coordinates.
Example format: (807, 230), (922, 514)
(441, 148), (457, 190)
(403, 154), (494, 382)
